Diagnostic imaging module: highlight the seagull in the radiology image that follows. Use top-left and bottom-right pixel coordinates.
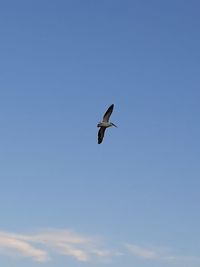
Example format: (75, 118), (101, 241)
(97, 104), (117, 144)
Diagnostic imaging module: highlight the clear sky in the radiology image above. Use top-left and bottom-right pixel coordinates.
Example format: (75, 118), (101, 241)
(0, 1), (200, 266)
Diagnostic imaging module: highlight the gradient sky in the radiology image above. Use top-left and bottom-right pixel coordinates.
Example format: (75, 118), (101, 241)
(0, 1), (200, 266)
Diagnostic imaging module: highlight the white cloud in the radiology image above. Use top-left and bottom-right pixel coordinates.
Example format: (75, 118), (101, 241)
(0, 232), (48, 262)
(1, 230), (200, 265)
(126, 243), (200, 264)
(0, 229), (118, 263)
(125, 243), (161, 260)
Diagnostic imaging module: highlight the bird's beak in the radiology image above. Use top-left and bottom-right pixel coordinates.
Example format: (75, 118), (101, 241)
(112, 123), (117, 128)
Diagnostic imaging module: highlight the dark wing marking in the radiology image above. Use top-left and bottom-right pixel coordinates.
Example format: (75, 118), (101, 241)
(98, 127), (106, 144)
(102, 104), (114, 122)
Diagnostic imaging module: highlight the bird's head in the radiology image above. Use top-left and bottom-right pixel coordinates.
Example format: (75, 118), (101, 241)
(111, 122), (117, 127)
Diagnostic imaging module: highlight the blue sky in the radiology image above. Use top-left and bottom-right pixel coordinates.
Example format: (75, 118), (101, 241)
(0, 0), (200, 266)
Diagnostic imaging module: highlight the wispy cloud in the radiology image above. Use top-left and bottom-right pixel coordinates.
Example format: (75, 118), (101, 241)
(0, 229), (118, 263)
(126, 243), (200, 264)
(125, 243), (162, 260)
(0, 232), (48, 262)
(1, 230), (200, 265)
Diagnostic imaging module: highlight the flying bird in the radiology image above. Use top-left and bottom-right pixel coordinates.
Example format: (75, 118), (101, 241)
(97, 104), (117, 144)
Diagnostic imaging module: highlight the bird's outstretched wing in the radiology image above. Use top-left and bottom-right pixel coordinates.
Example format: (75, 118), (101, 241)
(102, 104), (114, 122)
(98, 127), (106, 144)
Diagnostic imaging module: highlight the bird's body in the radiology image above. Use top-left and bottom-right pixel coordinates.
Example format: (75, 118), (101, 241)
(97, 122), (113, 128)
(97, 104), (117, 144)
